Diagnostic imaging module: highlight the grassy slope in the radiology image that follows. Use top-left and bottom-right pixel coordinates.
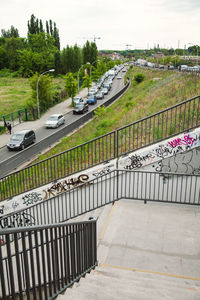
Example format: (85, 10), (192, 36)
(0, 77), (65, 116)
(35, 67), (200, 162)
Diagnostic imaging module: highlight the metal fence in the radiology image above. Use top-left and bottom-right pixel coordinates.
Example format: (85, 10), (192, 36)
(0, 108), (37, 133)
(0, 94), (200, 201)
(1, 170), (199, 234)
(0, 219), (97, 300)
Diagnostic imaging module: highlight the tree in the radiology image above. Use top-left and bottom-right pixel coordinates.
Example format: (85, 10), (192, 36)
(90, 42), (98, 64)
(83, 40), (91, 64)
(134, 73), (145, 83)
(64, 73), (78, 106)
(1, 26), (19, 38)
(82, 74), (92, 93)
(29, 73), (54, 114)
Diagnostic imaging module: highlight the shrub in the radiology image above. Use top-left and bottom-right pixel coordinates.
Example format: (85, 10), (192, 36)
(134, 73), (145, 83)
(94, 105), (106, 118)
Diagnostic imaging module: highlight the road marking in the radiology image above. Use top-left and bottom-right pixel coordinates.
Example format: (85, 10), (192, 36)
(99, 201), (117, 242)
(99, 263), (200, 282)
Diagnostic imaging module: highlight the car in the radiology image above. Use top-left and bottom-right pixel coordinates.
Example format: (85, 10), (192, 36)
(73, 102), (89, 114)
(89, 87), (98, 95)
(103, 83), (111, 91)
(117, 74), (122, 79)
(73, 97), (84, 105)
(45, 114), (65, 128)
(102, 87), (108, 95)
(7, 129), (36, 151)
(87, 94), (97, 105)
(96, 91), (104, 99)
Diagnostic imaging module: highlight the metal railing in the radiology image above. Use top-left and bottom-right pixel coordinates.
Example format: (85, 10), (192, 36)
(1, 170), (199, 234)
(0, 94), (200, 201)
(0, 219), (97, 300)
(0, 169), (199, 298)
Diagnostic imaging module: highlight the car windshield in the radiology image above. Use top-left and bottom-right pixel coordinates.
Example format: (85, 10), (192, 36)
(48, 116), (59, 120)
(74, 98), (81, 102)
(11, 133), (24, 141)
(76, 103), (84, 107)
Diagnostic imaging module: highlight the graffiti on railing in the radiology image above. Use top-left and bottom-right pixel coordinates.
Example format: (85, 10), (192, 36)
(0, 212), (35, 229)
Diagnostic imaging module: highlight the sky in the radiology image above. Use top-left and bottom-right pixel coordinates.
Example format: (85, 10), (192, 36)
(0, 0), (200, 51)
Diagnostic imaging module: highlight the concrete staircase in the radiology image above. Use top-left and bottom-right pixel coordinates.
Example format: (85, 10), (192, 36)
(56, 200), (200, 300)
(56, 265), (200, 300)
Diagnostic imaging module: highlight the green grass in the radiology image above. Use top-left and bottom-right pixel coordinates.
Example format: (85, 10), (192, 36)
(0, 77), (66, 117)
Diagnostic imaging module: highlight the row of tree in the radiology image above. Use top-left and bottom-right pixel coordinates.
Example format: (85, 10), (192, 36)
(0, 14), (99, 77)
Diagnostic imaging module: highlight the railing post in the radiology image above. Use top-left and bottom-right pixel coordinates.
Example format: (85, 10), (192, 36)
(25, 108), (28, 121)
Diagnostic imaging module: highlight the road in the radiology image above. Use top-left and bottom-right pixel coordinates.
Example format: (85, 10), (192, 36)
(0, 71), (127, 177)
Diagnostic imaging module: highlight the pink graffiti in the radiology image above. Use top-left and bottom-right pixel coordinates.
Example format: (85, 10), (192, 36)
(168, 134), (195, 149)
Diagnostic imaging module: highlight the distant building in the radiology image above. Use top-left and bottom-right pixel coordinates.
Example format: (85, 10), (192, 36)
(98, 51), (125, 61)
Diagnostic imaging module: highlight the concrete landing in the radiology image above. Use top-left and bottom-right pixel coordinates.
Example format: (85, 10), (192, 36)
(58, 200), (200, 299)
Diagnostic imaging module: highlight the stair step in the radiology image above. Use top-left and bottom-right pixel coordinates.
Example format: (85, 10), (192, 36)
(58, 267), (200, 300)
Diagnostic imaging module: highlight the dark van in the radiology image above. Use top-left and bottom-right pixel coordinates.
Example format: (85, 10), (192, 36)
(7, 129), (36, 150)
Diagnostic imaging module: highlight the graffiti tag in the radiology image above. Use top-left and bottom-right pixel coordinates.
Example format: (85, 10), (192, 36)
(43, 174), (90, 200)
(168, 134), (195, 149)
(22, 192), (43, 206)
(0, 212), (35, 229)
(124, 153), (154, 170)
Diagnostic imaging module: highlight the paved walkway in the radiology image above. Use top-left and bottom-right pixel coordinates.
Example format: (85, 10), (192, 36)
(0, 88), (88, 149)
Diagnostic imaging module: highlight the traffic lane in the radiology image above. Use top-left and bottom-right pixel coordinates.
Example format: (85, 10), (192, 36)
(0, 72), (126, 172)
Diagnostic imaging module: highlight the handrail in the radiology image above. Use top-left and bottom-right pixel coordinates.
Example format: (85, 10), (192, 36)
(0, 219), (97, 300)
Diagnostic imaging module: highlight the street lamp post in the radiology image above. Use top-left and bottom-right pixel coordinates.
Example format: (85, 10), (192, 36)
(36, 69), (55, 119)
(77, 63), (90, 92)
(90, 59), (99, 78)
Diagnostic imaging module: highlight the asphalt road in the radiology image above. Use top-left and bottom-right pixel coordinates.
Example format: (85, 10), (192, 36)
(0, 71), (127, 177)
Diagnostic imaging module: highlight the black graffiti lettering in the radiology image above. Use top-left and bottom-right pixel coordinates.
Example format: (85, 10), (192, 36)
(0, 212), (35, 229)
(0, 206), (4, 215)
(154, 145), (172, 158)
(43, 173), (90, 200)
(93, 168), (111, 178)
(22, 192), (42, 206)
(124, 154), (154, 170)
(78, 174), (89, 183)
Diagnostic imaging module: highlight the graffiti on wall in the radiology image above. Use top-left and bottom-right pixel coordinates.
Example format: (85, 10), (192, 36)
(0, 212), (35, 229)
(23, 192), (43, 206)
(92, 164), (114, 177)
(152, 147), (200, 174)
(43, 174), (90, 200)
(168, 134), (195, 149)
(119, 131), (200, 171)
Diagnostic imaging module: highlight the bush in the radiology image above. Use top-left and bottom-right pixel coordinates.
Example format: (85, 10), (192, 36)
(134, 73), (145, 83)
(94, 105), (106, 118)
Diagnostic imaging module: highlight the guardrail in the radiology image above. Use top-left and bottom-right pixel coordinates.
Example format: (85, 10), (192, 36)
(0, 219), (97, 300)
(0, 91), (199, 202)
